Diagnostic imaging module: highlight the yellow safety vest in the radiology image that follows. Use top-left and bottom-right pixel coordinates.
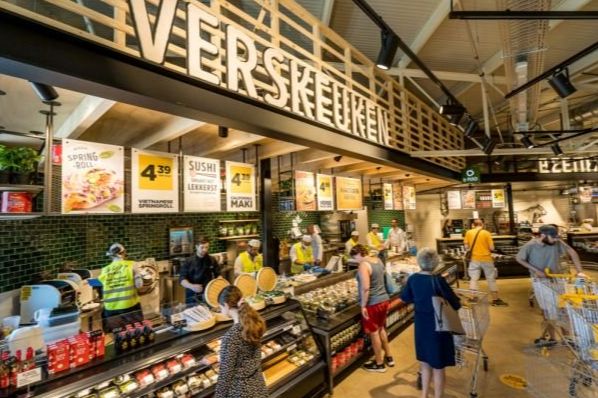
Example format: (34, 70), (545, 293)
(367, 232), (383, 248)
(346, 238), (357, 254)
(239, 251), (263, 273)
(291, 243), (313, 275)
(99, 260), (139, 311)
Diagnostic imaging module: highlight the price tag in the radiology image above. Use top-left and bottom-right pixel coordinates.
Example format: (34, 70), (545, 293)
(228, 165), (253, 194)
(17, 368), (42, 388)
(138, 154), (174, 190)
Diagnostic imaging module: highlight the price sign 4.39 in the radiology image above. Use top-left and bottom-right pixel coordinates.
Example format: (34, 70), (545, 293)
(229, 165), (253, 194)
(139, 154), (174, 190)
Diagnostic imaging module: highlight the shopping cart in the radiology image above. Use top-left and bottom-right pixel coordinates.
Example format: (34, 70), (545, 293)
(454, 288), (490, 398)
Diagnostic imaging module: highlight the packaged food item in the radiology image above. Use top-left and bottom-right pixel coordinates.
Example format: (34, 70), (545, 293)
(155, 386), (174, 398)
(115, 331), (130, 352)
(48, 340), (70, 374)
(68, 335), (91, 368)
(97, 386), (121, 398)
(180, 353), (196, 369)
(187, 373), (203, 390)
(166, 358), (182, 374)
(79, 393), (99, 398)
(151, 363), (169, 381)
(143, 320), (156, 344)
(1, 192), (32, 213)
(171, 379), (189, 395)
(205, 369), (218, 383)
(134, 369), (155, 387)
(200, 374), (211, 388)
(200, 353), (219, 366)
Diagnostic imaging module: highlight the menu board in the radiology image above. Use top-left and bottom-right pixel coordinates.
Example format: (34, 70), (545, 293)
(447, 191), (462, 209)
(225, 161), (256, 211)
(316, 174), (334, 211)
(132, 149), (179, 213)
(491, 189), (506, 208)
(295, 170), (316, 211)
(335, 177), (363, 210)
(403, 185), (416, 210)
(475, 190), (493, 209)
(183, 156), (221, 212)
(392, 182), (403, 210)
(462, 190), (476, 209)
(62, 139), (124, 214)
(383, 183), (394, 210)
(579, 186), (593, 203)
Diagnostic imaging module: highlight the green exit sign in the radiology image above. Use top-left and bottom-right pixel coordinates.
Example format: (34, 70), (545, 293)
(462, 167), (480, 183)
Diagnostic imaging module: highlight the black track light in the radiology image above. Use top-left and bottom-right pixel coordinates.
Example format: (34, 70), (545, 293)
(439, 103), (465, 126)
(218, 126), (229, 138)
(548, 68), (576, 98)
(334, 155), (343, 162)
(464, 118), (478, 138)
(376, 31), (399, 70)
(483, 137), (497, 155)
(551, 143), (564, 156)
(521, 135), (534, 149)
(29, 82), (59, 101)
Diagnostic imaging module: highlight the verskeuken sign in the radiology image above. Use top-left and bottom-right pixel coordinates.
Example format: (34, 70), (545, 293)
(128, 0), (389, 147)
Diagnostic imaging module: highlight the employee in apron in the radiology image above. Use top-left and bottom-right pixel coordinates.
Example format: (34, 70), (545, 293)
(290, 235), (314, 274)
(99, 243), (143, 331)
(180, 237), (220, 304)
(234, 239), (263, 277)
(367, 223), (387, 264)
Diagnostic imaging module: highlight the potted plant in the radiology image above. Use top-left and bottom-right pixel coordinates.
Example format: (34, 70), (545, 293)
(0, 144), (9, 183)
(7, 147), (41, 184)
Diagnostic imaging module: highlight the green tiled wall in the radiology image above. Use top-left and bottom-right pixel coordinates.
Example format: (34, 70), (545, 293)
(365, 197), (406, 229)
(271, 193), (321, 239)
(0, 212), (258, 293)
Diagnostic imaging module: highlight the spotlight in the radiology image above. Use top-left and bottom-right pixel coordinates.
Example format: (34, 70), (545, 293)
(551, 143), (564, 156)
(521, 135), (534, 149)
(463, 118), (478, 138)
(483, 137), (496, 155)
(376, 31), (399, 70)
(547, 68), (576, 99)
(439, 103), (465, 125)
(333, 155), (343, 162)
(218, 126), (228, 138)
(29, 82), (58, 101)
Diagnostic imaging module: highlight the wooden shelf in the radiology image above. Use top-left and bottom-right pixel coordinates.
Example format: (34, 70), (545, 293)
(218, 219), (259, 223)
(0, 184), (43, 194)
(217, 234), (259, 240)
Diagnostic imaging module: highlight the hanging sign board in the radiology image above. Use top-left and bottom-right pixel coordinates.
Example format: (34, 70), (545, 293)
(491, 189), (506, 208)
(316, 174), (334, 211)
(131, 149), (179, 213)
(127, 0), (390, 147)
(335, 177), (362, 210)
(383, 183), (394, 210)
(62, 139), (124, 214)
(447, 191), (462, 210)
(538, 158), (598, 173)
(475, 190), (492, 209)
(183, 156), (221, 212)
(403, 186), (416, 210)
(392, 182), (404, 210)
(579, 186), (593, 203)
(225, 161), (256, 211)
(461, 166), (481, 183)
(462, 190), (476, 209)
(295, 170), (316, 211)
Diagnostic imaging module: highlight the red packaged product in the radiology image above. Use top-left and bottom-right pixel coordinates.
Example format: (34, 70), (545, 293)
(166, 358), (182, 375)
(1, 192), (32, 213)
(134, 369), (155, 388)
(47, 340), (70, 374)
(68, 336), (90, 368)
(180, 353), (196, 369)
(151, 363), (169, 381)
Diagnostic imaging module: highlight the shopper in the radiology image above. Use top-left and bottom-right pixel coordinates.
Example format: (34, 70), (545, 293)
(214, 285), (267, 398)
(234, 239), (263, 276)
(99, 243), (143, 330)
(179, 237), (220, 304)
(307, 224), (323, 266)
(464, 219), (508, 306)
(345, 230), (360, 256)
(350, 244), (393, 372)
(400, 248), (461, 398)
(516, 224), (585, 344)
(386, 218), (407, 253)
(290, 235), (314, 275)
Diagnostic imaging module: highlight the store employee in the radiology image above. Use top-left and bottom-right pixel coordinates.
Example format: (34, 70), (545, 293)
(180, 237), (220, 304)
(234, 239), (263, 276)
(290, 235), (314, 274)
(345, 231), (360, 256)
(386, 218), (407, 253)
(99, 243), (143, 329)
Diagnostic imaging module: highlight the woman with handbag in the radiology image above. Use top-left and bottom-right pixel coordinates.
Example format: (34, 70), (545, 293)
(400, 248), (461, 398)
(350, 244), (394, 372)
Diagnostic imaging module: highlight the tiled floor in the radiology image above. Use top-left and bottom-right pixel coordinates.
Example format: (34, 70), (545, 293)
(332, 277), (559, 397)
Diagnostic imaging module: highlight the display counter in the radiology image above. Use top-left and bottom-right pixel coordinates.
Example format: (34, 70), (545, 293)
(2, 300), (326, 398)
(567, 232), (598, 268)
(436, 235), (527, 278)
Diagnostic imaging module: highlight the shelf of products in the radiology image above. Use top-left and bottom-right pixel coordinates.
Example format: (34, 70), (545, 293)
(217, 219), (259, 238)
(0, 184), (44, 194)
(217, 234), (259, 241)
(6, 301), (325, 398)
(567, 232), (598, 266)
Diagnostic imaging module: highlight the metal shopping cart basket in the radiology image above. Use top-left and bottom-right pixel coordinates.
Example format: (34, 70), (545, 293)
(454, 289), (490, 398)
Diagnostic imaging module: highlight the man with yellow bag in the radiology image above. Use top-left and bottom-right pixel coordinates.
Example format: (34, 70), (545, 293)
(290, 235), (314, 275)
(234, 239), (263, 276)
(99, 243), (143, 330)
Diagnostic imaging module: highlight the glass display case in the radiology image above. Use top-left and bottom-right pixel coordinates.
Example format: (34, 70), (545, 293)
(567, 232), (598, 265)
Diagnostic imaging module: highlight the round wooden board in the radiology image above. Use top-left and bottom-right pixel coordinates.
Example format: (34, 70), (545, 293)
(234, 274), (258, 297)
(257, 267), (277, 292)
(204, 277), (230, 309)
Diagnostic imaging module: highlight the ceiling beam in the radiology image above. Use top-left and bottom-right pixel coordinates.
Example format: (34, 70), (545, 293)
(411, 147), (598, 157)
(255, 141), (305, 159)
(397, 0), (450, 69)
(130, 117), (205, 149)
(321, 0), (335, 26)
(332, 161), (381, 173)
(390, 68), (507, 84)
(197, 130), (263, 157)
(54, 95), (115, 139)
(295, 149), (336, 164)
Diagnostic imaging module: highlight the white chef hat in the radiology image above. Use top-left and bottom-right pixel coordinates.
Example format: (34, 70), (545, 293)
(302, 235), (312, 243)
(106, 243), (125, 257)
(248, 239), (261, 249)
(371, 223), (380, 229)
(351, 231), (360, 236)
